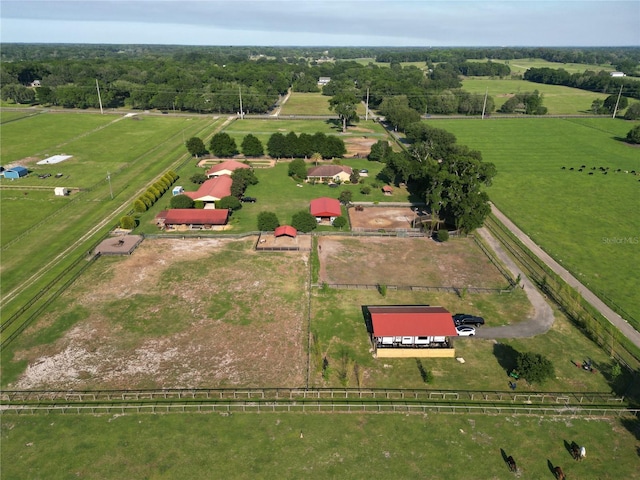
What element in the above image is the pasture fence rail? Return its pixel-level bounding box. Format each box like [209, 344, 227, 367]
[313, 283, 513, 295]
[0, 387, 624, 406]
[3, 403, 637, 418]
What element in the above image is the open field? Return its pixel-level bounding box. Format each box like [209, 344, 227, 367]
[460, 78, 621, 115]
[483, 58, 618, 76]
[433, 117, 640, 326]
[2, 413, 638, 480]
[0, 112, 218, 322]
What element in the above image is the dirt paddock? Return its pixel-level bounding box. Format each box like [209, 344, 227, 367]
[348, 206, 420, 230]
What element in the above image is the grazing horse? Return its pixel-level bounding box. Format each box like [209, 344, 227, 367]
[554, 466, 565, 480]
[571, 443, 581, 460]
[579, 446, 586, 461]
[506, 455, 517, 472]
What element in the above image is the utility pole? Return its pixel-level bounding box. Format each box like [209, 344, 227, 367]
[481, 87, 488, 119]
[365, 87, 369, 121]
[106, 171, 113, 199]
[238, 86, 244, 119]
[96, 79, 104, 114]
[612, 84, 624, 119]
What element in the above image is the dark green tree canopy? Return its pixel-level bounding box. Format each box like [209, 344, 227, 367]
[625, 125, 640, 144]
[257, 211, 280, 231]
[288, 158, 308, 179]
[185, 137, 208, 157]
[210, 133, 238, 157]
[291, 210, 318, 233]
[241, 134, 264, 157]
[516, 351, 555, 385]
[267, 132, 286, 158]
[329, 90, 360, 132]
[217, 195, 242, 211]
[170, 194, 194, 209]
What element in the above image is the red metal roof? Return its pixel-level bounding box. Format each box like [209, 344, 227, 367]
[184, 175, 232, 201]
[310, 197, 341, 217]
[369, 306, 457, 337]
[274, 225, 297, 237]
[164, 209, 229, 225]
[206, 160, 251, 177]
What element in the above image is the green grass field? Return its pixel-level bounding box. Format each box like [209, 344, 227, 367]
[433, 117, 640, 325]
[279, 92, 335, 115]
[2, 412, 637, 479]
[483, 58, 617, 76]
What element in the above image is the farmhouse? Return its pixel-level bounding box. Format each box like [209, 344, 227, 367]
[184, 175, 232, 204]
[367, 305, 457, 358]
[157, 209, 229, 230]
[206, 160, 251, 178]
[318, 77, 331, 86]
[2, 166, 28, 179]
[310, 197, 341, 223]
[307, 165, 353, 184]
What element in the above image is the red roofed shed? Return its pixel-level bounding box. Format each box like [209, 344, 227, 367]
[184, 175, 232, 203]
[206, 160, 251, 178]
[367, 305, 457, 358]
[161, 209, 229, 229]
[274, 225, 297, 238]
[310, 197, 341, 218]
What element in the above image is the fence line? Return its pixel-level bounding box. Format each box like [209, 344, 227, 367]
[314, 283, 513, 294]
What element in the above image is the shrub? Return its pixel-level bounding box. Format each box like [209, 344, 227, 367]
[625, 125, 640, 144]
[194, 200, 205, 209]
[332, 216, 347, 229]
[516, 351, 555, 385]
[360, 185, 371, 195]
[339, 190, 352, 205]
[139, 195, 153, 208]
[147, 186, 160, 200]
[217, 195, 242, 211]
[190, 173, 207, 184]
[437, 229, 449, 242]
[288, 158, 307, 179]
[133, 199, 147, 213]
[257, 211, 280, 231]
[377, 284, 387, 297]
[291, 210, 317, 232]
[170, 194, 194, 209]
[120, 215, 135, 230]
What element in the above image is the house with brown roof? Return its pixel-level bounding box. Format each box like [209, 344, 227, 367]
[184, 175, 232, 204]
[366, 305, 457, 358]
[156, 209, 229, 230]
[310, 197, 342, 222]
[206, 160, 251, 178]
[307, 165, 353, 184]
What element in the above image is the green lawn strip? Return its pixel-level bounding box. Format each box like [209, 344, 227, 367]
[433, 117, 640, 323]
[1, 413, 637, 479]
[280, 92, 334, 115]
[0, 109, 41, 124]
[482, 58, 617, 75]
[0, 112, 117, 163]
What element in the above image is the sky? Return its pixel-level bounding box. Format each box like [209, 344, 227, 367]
[1, 0, 638, 47]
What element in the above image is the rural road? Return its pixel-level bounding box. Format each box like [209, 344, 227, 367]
[480, 204, 640, 349]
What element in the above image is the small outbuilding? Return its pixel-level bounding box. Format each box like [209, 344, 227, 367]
[310, 197, 341, 222]
[206, 160, 251, 178]
[367, 305, 457, 358]
[274, 225, 297, 238]
[54, 187, 70, 196]
[382, 185, 393, 195]
[172, 186, 185, 196]
[2, 166, 28, 179]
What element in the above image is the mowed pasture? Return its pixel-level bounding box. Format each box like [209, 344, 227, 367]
[2, 413, 638, 480]
[0, 112, 218, 321]
[434, 117, 640, 325]
[460, 77, 620, 115]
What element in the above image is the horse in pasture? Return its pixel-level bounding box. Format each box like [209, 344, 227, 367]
[554, 466, 565, 480]
[579, 446, 586, 460]
[506, 455, 517, 472]
[571, 443, 581, 460]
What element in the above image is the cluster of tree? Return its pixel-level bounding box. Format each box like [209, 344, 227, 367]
[626, 125, 640, 144]
[133, 170, 178, 213]
[456, 61, 511, 77]
[498, 90, 547, 115]
[230, 168, 259, 199]
[515, 351, 555, 385]
[267, 131, 345, 159]
[524, 67, 640, 101]
[590, 95, 630, 116]
[374, 123, 496, 233]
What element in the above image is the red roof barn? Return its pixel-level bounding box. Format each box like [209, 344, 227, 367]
[206, 160, 251, 178]
[184, 175, 232, 203]
[160, 209, 229, 229]
[310, 197, 341, 218]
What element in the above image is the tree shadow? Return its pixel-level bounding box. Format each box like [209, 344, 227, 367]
[361, 305, 373, 334]
[493, 342, 519, 375]
[324, 118, 343, 132]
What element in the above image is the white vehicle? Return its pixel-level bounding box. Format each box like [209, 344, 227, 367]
[455, 325, 476, 336]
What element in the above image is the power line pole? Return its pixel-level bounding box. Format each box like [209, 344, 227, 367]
[106, 171, 113, 199]
[238, 86, 244, 119]
[481, 87, 488, 119]
[95, 79, 104, 114]
[365, 87, 369, 121]
[612, 84, 623, 119]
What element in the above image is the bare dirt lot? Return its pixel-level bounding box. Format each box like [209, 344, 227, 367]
[11, 238, 308, 390]
[348, 206, 418, 230]
[318, 236, 507, 288]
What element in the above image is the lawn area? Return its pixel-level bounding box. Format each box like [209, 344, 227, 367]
[279, 92, 334, 115]
[2, 412, 637, 479]
[434, 117, 640, 325]
[483, 58, 617, 76]
[460, 77, 616, 115]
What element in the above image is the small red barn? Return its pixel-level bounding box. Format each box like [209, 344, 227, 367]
[274, 225, 297, 238]
[310, 197, 341, 220]
[159, 209, 229, 230]
[206, 160, 251, 178]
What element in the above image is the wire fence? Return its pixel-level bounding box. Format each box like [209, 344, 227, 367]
[314, 283, 513, 294]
